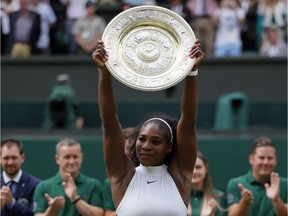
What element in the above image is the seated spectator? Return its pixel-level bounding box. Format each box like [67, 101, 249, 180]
[42, 74, 84, 130]
[72, 0, 106, 55]
[1, 139, 40, 216]
[187, 151, 226, 216]
[33, 138, 104, 216]
[259, 25, 287, 57]
[226, 137, 287, 216]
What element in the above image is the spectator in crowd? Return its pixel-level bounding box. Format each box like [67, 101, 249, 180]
[169, 0, 192, 25]
[33, 138, 104, 216]
[29, 0, 57, 55]
[186, 0, 218, 56]
[226, 137, 287, 216]
[0, 139, 40, 216]
[240, 0, 259, 53]
[121, 0, 156, 11]
[72, 0, 106, 55]
[49, 0, 68, 54]
[60, 0, 87, 55]
[257, 0, 287, 43]
[212, 0, 245, 57]
[102, 127, 138, 216]
[6, 0, 41, 57]
[1, 3, 10, 55]
[1, 0, 20, 14]
[42, 74, 84, 130]
[259, 25, 287, 57]
[1, 0, 18, 56]
[187, 151, 226, 216]
[93, 39, 204, 215]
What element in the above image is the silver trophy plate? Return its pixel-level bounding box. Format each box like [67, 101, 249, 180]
[102, 5, 196, 91]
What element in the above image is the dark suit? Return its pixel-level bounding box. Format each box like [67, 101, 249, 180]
[1, 172, 40, 216]
[6, 10, 41, 55]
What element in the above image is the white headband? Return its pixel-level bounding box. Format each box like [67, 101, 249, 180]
[144, 117, 173, 144]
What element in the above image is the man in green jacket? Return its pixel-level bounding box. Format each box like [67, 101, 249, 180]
[33, 138, 103, 216]
[42, 74, 84, 130]
[226, 137, 287, 216]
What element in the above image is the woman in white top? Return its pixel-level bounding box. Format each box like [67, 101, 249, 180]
[213, 0, 245, 57]
[92, 39, 204, 216]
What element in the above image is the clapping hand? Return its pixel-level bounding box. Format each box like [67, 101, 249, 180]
[62, 172, 78, 202]
[44, 193, 65, 212]
[265, 172, 280, 201]
[238, 183, 254, 205]
[0, 186, 13, 207]
[0, 187, 7, 209]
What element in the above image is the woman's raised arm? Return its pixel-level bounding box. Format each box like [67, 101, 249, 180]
[93, 41, 134, 180]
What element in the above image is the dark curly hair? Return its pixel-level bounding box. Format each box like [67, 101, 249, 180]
[128, 112, 178, 166]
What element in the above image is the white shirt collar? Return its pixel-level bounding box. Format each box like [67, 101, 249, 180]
[3, 169, 22, 184]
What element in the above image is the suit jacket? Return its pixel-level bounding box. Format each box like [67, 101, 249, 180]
[1, 172, 40, 216]
[6, 10, 41, 55]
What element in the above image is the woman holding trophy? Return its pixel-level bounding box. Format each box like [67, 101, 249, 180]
[93, 36, 204, 215]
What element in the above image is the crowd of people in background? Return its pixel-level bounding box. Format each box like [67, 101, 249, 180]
[1, 0, 287, 57]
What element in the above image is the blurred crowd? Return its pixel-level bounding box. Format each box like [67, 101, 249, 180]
[1, 0, 287, 57]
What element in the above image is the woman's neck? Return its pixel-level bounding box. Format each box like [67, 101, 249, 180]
[191, 182, 204, 191]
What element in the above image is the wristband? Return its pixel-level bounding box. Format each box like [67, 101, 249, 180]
[72, 195, 81, 204]
[187, 69, 198, 76]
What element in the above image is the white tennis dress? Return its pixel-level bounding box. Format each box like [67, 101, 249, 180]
[116, 164, 187, 216]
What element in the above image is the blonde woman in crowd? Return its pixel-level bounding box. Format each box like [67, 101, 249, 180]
[187, 151, 226, 216]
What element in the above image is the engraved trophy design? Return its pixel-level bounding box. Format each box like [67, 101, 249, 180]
[102, 5, 196, 91]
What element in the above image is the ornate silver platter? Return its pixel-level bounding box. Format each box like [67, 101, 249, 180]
[102, 5, 196, 91]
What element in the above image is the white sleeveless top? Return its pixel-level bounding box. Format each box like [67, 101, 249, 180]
[116, 164, 187, 216]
